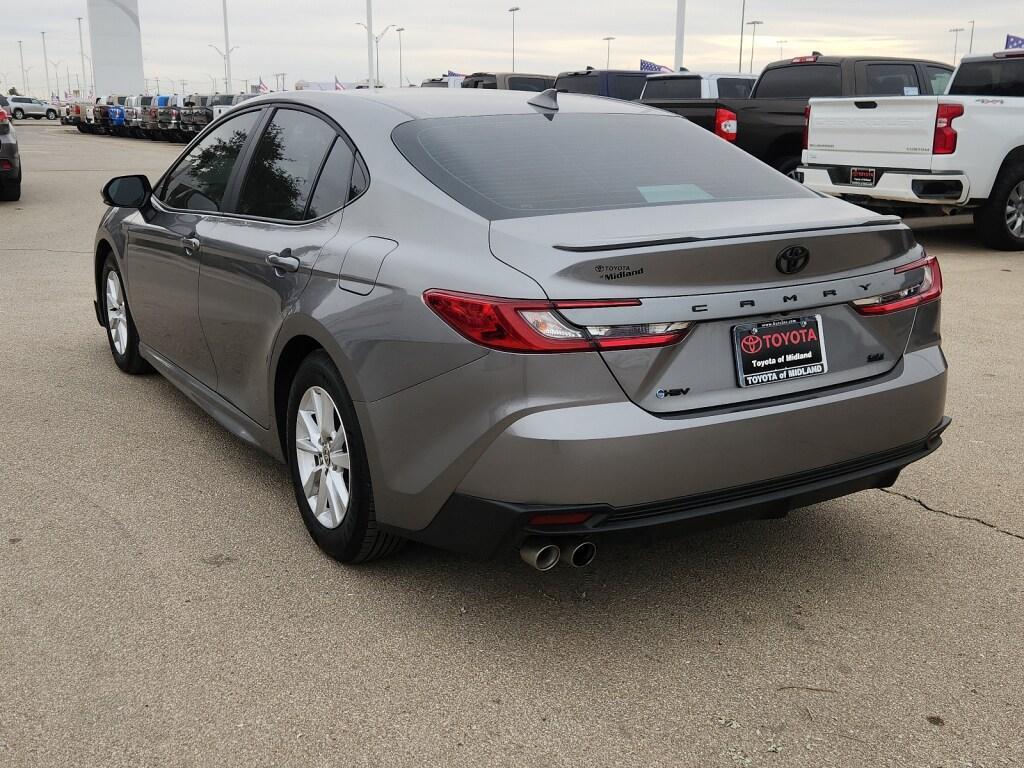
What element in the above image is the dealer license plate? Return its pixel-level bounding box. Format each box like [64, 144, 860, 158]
[733, 316, 828, 388]
[850, 167, 877, 186]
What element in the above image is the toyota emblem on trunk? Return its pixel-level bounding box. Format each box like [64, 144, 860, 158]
[776, 246, 810, 275]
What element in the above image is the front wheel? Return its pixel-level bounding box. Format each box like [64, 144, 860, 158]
[975, 163, 1024, 250]
[12, 108, 24, 120]
[286, 352, 403, 563]
[101, 255, 150, 374]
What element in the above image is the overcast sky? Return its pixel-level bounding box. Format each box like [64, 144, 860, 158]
[2, 0, 1020, 94]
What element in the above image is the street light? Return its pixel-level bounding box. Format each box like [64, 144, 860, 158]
[396, 27, 405, 88]
[219, 0, 233, 92]
[209, 44, 239, 91]
[509, 7, 520, 72]
[737, 0, 746, 73]
[746, 20, 763, 73]
[356, 22, 393, 86]
[777, 39, 788, 59]
[48, 59, 64, 98]
[18, 40, 27, 96]
[41, 31, 51, 100]
[76, 17, 88, 100]
[968, 20, 975, 55]
[949, 27, 965, 65]
[602, 36, 615, 69]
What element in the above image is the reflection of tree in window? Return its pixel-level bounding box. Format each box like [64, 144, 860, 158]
[165, 128, 249, 211]
[238, 122, 304, 220]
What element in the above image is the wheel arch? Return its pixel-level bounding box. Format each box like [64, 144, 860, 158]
[993, 145, 1024, 186]
[765, 131, 804, 171]
[94, 238, 116, 323]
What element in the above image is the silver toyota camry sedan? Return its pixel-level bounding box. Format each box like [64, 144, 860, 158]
[93, 89, 949, 570]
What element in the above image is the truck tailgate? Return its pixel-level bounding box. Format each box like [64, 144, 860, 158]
[805, 96, 939, 170]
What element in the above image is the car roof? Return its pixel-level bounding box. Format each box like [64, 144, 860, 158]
[239, 88, 662, 120]
[556, 69, 647, 77]
[961, 51, 1024, 64]
[762, 55, 952, 69]
[645, 71, 755, 80]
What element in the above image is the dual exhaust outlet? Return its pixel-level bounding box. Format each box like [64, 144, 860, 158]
[520, 537, 596, 571]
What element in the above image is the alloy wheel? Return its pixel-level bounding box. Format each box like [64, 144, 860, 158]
[295, 386, 351, 529]
[1005, 182, 1024, 238]
[105, 271, 128, 355]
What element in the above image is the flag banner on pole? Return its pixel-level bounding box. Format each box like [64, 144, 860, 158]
[1006, 34, 1024, 49]
[334, 76, 345, 91]
[447, 70, 467, 77]
[258, 77, 270, 94]
[640, 59, 673, 73]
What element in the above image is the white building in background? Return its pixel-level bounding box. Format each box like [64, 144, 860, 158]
[87, 0, 145, 95]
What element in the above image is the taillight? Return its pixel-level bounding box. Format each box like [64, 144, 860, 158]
[802, 105, 811, 150]
[423, 290, 692, 353]
[714, 107, 737, 142]
[791, 55, 819, 63]
[73, 105, 81, 115]
[933, 103, 963, 155]
[852, 253, 942, 315]
[0, 108, 8, 124]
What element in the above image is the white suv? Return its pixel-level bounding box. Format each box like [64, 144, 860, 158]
[4, 96, 58, 120]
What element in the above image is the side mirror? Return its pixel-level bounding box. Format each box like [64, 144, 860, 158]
[101, 174, 152, 209]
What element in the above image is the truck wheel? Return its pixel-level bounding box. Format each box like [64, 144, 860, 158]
[774, 156, 802, 180]
[975, 163, 1024, 251]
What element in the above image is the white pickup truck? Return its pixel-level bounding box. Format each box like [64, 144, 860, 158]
[800, 51, 1024, 249]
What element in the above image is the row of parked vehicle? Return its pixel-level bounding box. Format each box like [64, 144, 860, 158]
[63, 92, 256, 142]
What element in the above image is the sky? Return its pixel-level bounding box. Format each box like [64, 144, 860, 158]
[2, 0, 1021, 96]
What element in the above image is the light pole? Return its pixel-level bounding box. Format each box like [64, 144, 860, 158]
[209, 44, 238, 91]
[777, 39, 788, 60]
[18, 40, 27, 95]
[509, 7, 520, 72]
[747, 20, 763, 73]
[83, 54, 93, 96]
[76, 17, 88, 99]
[41, 31, 51, 100]
[602, 36, 615, 69]
[208, 74, 217, 91]
[356, 23, 393, 86]
[220, 0, 233, 92]
[968, 20, 975, 55]
[949, 27, 965, 65]
[362, 0, 374, 87]
[737, 0, 746, 73]
[673, 0, 687, 70]
[396, 27, 404, 88]
[48, 59, 64, 98]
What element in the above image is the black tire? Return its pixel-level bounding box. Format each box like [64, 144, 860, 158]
[773, 155, 802, 180]
[974, 162, 1024, 250]
[286, 351, 404, 564]
[0, 180, 20, 202]
[76, 124, 87, 133]
[12, 109, 24, 120]
[46, 110, 57, 120]
[100, 254, 150, 374]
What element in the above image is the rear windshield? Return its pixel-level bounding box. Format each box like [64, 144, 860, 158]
[507, 76, 554, 92]
[608, 74, 647, 100]
[950, 59, 1024, 96]
[555, 74, 601, 95]
[642, 77, 702, 100]
[717, 77, 754, 97]
[211, 95, 235, 106]
[392, 113, 811, 220]
[754, 64, 842, 98]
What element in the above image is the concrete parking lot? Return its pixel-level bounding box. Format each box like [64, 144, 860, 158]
[1, 121, 1021, 767]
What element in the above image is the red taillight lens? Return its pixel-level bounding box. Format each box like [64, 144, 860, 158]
[714, 107, 738, 142]
[802, 105, 811, 150]
[791, 55, 819, 63]
[0, 109, 8, 123]
[933, 103, 963, 155]
[853, 254, 942, 315]
[423, 290, 692, 353]
[0, 159, 11, 171]
[73, 105, 81, 115]
[527, 511, 594, 526]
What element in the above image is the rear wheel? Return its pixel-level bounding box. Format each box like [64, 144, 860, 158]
[101, 255, 150, 374]
[774, 155, 802, 180]
[12, 108, 24, 120]
[46, 109, 57, 120]
[286, 352, 403, 564]
[975, 163, 1024, 250]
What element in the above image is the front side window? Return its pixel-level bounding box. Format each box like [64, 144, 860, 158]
[865, 64, 920, 95]
[716, 77, 754, 97]
[160, 109, 260, 212]
[754, 65, 842, 98]
[394, 113, 812, 220]
[236, 108, 337, 221]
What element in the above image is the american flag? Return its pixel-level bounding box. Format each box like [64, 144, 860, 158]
[334, 76, 345, 91]
[447, 70, 466, 77]
[258, 77, 270, 94]
[640, 59, 673, 73]
[1006, 34, 1024, 49]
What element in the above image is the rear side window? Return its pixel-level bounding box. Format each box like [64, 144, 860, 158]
[507, 76, 553, 92]
[949, 59, 1024, 97]
[555, 74, 601, 95]
[927, 66, 952, 94]
[306, 138, 356, 218]
[393, 113, 812, 220]
[865, 63, 920, 95]
[160, 110, 259, 212]
[716, 77, 754, 97]
[754, 65, 842, 98]
[236, 108, 337, 221]
[642, 77, 702, 99]
[608, 74, 646, 100]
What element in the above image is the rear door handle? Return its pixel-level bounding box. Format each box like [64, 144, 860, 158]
[182, 236, 200, 256]
[266, 250, 300, 274]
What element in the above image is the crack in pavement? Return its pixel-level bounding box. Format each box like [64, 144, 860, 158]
[879, 488, 1024, 542]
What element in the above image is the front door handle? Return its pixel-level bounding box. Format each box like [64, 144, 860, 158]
[182, 236, 200, 256]
[266, 250, 300, 274]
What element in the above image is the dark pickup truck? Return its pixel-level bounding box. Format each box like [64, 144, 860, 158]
[642, 55, 954, 176]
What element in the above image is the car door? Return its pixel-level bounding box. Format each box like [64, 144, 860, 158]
[124, 107, 263, 387]
[197, 106, 351, 427]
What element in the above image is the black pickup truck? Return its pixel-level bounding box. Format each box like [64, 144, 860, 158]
[642, 55, 953, 177]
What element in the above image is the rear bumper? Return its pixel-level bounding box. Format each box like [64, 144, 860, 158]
[801, 166, 971, 206]
[402, 416, 950, 558]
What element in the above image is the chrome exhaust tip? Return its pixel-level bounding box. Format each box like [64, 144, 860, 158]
[520, 538, 561, 571]
[559, 539, 597, 568]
